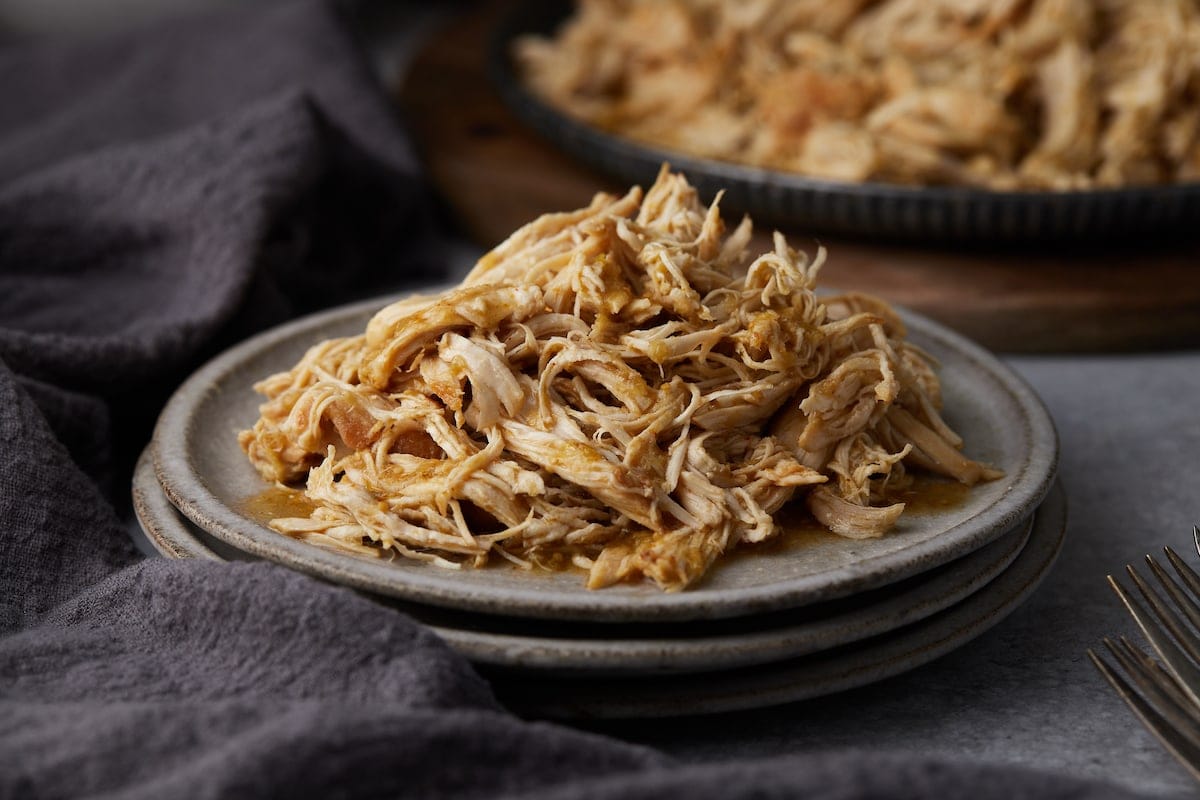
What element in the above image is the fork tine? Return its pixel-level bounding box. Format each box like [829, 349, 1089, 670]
[1124, 565, 1200, 667]
[1164, 546, 1200, 607]
[1090, 646, 1200, 784]
[1194, 525, 1200, 559]
[1109, 637, 1200, 733]
[1108, 573, 1200, 708]
[1149, 550, 1200, 633]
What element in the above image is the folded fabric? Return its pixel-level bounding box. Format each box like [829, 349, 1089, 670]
[0, 1, 1152, 797]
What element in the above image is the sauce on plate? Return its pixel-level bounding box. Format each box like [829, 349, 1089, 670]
[240, 474, 972, 573]
[240, 485, 316, 522]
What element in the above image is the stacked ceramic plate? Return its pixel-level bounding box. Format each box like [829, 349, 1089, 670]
[138, 291, 1062, 719]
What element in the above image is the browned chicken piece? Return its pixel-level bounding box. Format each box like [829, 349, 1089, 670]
[239, 168, 999, 591]
[516, 0, 1200, 190]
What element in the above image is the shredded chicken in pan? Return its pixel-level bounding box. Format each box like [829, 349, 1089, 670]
[239, 169, 1000, 591]
[516, 0, 1200, 190]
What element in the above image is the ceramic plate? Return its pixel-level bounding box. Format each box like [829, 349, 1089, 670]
[133, 449, 1035, 675]
[490, 0, 1200, 242]
[136, 452, 1067, 712]
[152, 290, 1057, 622]
[487, 482, 1066, 718]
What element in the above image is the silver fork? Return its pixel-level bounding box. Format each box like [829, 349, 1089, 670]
[1089, 526, 1200, 783]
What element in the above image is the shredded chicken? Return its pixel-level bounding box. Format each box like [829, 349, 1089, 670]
[516, 0, 1200, 190]
[238, 168, 1000, 591]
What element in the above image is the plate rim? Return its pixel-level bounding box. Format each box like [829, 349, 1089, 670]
[151, 288, 1058, 622]
[133, 446, 1036, 674]
[486, 481, 1068, 718]
[420, 516, 1033, 673]
[133, 448, 227, 562]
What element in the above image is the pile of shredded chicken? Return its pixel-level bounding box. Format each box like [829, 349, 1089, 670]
[239, 169, 999, 592]
[516, 0, 1200, 190]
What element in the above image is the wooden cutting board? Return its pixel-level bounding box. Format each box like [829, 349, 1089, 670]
[395, 2, 1200, 353]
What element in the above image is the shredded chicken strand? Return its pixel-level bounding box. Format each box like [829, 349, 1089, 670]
[239, 168, 1000, 592]
[516, 0, 1200, 190]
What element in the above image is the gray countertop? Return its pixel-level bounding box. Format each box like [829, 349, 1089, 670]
[579, 351, 1200, 799]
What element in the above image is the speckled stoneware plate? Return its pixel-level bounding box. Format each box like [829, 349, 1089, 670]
[488, 482, 1066, 718]
[135, 469, 1066, 711]
[490, 0, 1200, 242]
[133, 449, 246, 563]
[133, 448, 1035, 675]
[152, 290, 1057, 623]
